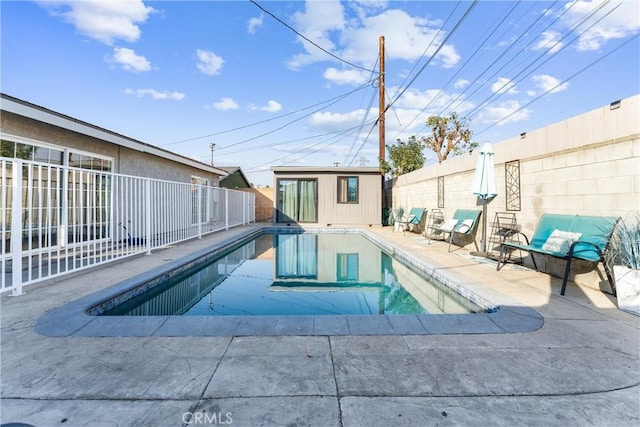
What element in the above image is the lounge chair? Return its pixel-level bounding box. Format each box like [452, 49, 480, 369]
[396, 208, 427, 235]
[428, 209, 482, 252]
[496, 213, 620, 295]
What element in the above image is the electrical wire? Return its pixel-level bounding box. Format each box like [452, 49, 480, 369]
[389, 0, 527, 140]
[386, 0, 479, 112]
[161, 82, 372, 147]
[464, 0, 618, 121]
[250, 0, 375, 73]
[387, 0, 463, 105]
[474, 33, 638, 137]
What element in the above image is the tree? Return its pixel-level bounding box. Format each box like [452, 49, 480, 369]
[0, 141, 34, 160]
[381, 136, 425, 177]
[422, 112, 478, 162]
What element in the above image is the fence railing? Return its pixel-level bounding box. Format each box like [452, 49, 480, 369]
[0, 158, 255, 295]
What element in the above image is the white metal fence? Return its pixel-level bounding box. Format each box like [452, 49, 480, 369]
[1, 158, 255, 295]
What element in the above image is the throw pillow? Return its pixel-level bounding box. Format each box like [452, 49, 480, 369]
[439, 218, 459, 232]
[456, 219, 475, 232]
[541, 229, 582, 254]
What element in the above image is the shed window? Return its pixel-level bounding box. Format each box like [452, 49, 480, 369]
[337, 176, 358, 204]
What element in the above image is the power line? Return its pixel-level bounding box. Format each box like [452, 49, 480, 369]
[389, 0, 526, 140]
[250, 0, 375, 73]
[431, 0, 572, 122]
[161, 83, 371, 147]
[216, 118, 378, 157]
[386, 0, 479, 112]
[387, 1, 464, 105]
[474, 33, 638, 136]
[464, 0, 618, 121]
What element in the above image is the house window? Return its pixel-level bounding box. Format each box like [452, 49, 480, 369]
[276, 179, 317, 223]
[275, 234, 318, 279]
[337, 176, 358, 204]
[1, 137, 112, 171]
[1, 136, 115, 253]
[336, 253, 358, 281]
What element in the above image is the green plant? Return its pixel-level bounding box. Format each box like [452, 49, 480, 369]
[609, 212, 640, 270]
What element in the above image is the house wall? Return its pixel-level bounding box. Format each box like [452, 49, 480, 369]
[1, 111, 220, 185]
[273, 171, 382, 226]
[386, 94, 640, 291]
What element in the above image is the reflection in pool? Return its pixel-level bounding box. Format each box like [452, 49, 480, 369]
[101, 232, 485, 316]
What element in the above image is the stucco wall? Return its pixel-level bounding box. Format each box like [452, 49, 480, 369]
[1, 111, 220, 185]
[386, 95, 640, 291]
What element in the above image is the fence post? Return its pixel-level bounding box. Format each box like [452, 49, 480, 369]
[225, 189, 229, 230]
[197, 185, 203, 239]
[145, 179, 152, 255]
[11, 160, 23, 296]
[243, 192, 247, 225]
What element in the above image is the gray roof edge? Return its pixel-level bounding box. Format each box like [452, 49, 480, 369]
[271, 166, 381, 173]
[1, 93, 228, 176]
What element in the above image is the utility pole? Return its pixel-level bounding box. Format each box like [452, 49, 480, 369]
[378, 35, 387, 225]
[378, 35, 385, 170]
[209, 142, 216, 166]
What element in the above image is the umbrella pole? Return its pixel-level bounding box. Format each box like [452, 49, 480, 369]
[482, 200, 488, 253]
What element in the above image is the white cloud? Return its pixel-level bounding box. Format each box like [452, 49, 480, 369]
[196, 49, 224, 76]
[532, 31, 564, 54]
[247, 13, 263, 34]
[38, 0, 155, 45]
[563, 0, 640, 51]
[339, 9, 460, 68]
[475, 100, 530, 126]
[286, 4, 460, 70]
[532, 74, 569, 94]
[124, 88, 184, 100]
[309, 109, 370, 131]
[287, 0, 346, 69]
[256, 100, 283, 113]
[491, 77, 518, 95]
[108, 47, 151, 73]
[323, 68, 371, 85]
[211, 97, 239, 111]
[454, 79, 470, 89]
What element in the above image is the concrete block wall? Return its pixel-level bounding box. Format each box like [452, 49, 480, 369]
[387, 95, 640, 291]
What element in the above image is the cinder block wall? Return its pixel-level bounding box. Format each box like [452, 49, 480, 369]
[387, 94, 640, 291]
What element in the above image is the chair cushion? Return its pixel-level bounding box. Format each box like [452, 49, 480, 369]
[456, 219, 475, 233]
[541, 229, 582, 255]
[439, 218, 459, 232]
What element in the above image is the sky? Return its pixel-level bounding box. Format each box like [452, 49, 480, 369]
[2, 0, 639, 186]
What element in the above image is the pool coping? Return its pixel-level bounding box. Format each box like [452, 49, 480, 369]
[34, 226, 544, 337]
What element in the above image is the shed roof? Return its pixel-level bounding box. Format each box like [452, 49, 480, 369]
[271, 166, 381, 174]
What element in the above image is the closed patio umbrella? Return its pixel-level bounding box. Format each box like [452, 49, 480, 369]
[472, 143, 497, 253]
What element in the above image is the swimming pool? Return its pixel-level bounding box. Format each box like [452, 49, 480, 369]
[36, 227, 546, 337]
[99, 231, 485, 316]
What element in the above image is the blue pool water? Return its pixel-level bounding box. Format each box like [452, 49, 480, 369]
[101, 231, 485, 316]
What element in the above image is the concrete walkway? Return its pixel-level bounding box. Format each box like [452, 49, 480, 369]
[1, 225, 638, 426]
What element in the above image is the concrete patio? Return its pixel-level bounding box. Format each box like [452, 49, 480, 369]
[1, 224, 638, 426]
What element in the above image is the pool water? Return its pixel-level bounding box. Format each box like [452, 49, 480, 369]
[102, 232, 484, 316]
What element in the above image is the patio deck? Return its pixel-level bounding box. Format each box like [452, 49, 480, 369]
[1, 224, 638, 426]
